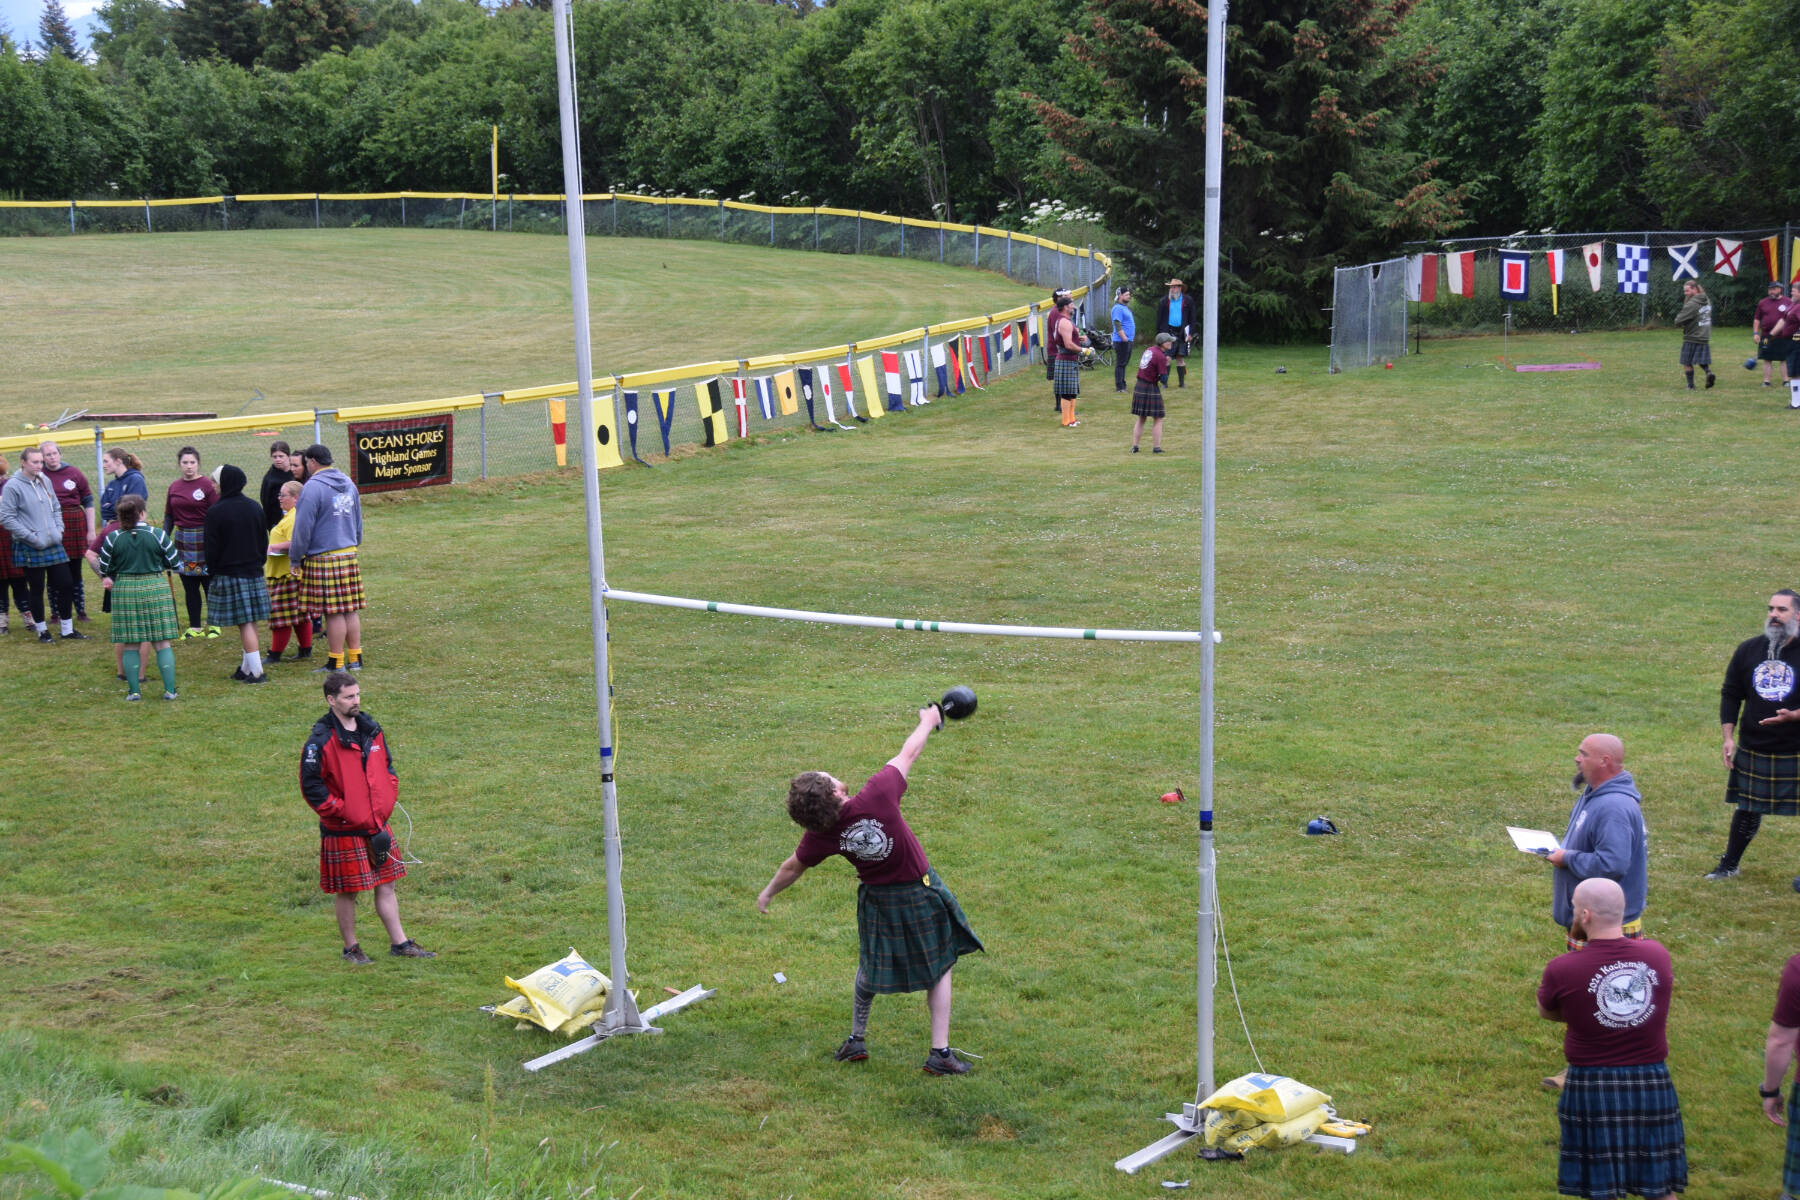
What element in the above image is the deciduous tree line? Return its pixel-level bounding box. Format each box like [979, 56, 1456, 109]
[0, 0, 1771, 334]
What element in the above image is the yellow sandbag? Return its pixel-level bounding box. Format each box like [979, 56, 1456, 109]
[503, 948, 611, 1031]
[1199, 1073, 1331, 1123]
[1199, 1106, 1260, 1146]
[1219, 1105, 1330, 1154]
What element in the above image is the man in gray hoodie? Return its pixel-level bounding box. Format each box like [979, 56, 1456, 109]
[292, 444, 365, 673]
[0, 446, 82, 644]
[1541, 732, 1650, 1090]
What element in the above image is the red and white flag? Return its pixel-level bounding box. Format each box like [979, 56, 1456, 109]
[1405, 254, 1438, 302]
[730, 377, 748, 437]
[1582, 242, 1605, 291]
[834, 362, 861, 421]
[1545, 248, 1565, 286]
[1714, 238, 1742, 277]
[1446, 251, 1475, 298]
[880, 351, 904, 411]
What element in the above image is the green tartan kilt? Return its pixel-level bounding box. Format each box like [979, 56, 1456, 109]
[1726, 747, 1800, 815]
[109, 573, 180, 643]
[856, 869, 984, 994]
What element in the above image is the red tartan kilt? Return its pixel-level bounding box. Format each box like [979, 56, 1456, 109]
[61, 520, 88, 564]
[319, 830, 405, 893]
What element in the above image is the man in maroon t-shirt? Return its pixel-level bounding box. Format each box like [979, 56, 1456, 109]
[757, 704, 984, 1076]
[1755, 281, 1791, 388]
[39, 441, 95, 622]
[1538, 877, 1686, 1200]
[1760, 951, 1800, 1197]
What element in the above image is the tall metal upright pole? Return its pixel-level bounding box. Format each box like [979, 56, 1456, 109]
[1194, 0, 1225, 1113]
[552, 0, 646, 1038]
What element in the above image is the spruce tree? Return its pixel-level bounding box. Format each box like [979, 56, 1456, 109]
[260, 0, 359, 70]
[1038, 0, 1464, 336]
[37, 0, 83, 59]
[172, 0, 262, 67]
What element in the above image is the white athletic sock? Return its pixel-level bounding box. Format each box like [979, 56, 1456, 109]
[59, 618, 73, 635]
[34, 621, 47, 633]
[245, 651, 262, 675]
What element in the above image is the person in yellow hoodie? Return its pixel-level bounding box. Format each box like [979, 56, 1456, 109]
[264, 480, 313, 665]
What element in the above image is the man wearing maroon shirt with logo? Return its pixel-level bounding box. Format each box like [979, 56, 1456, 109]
[39, 441, 95, 623]
[1538, 877, 1687, 1200]
[1760, 950, 1800, 1199]
[757, 704, 984, 1076]
[1756, 280, 1793, 389]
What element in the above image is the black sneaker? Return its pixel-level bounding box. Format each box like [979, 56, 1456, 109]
[343, 944, 373, 965]
[265, 651, 284, 665]
[390, 939, 436, 958]
[834, 1036, 868, 1062]
[295, 647, 313, 660]
[231, 667, 249, 681]
[1703, 863, 1740, 881]
[38, 630, 53, 643]
[240, 672, 267, 685]
[1706, 372, 1717, 389]
[922, 1048, 972, 1076]
[60, 629, 88, 641]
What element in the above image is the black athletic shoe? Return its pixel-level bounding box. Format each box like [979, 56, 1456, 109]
[342, 944, 373, 965]
[834, 1036, 868, 1062]
[1703, 863, 1740, 881]
[265, 651, 284, 665]
[295, 646, 313, 660]
[1706, 372, 1717, 389]
[60, 629, 88, 641]
[38, 630, 54, 643]
[390, 939, 436, 959]
[922, 1048, 972, 1076]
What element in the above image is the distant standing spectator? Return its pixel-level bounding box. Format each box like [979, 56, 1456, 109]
[265, 480, 313, 665]
[292, 444, 366, 672]
[202, 464, 272, 684]
[261, 441, 292, 530]
[1754, 280, 1790, 389]
[1155, 279, 1193, 389]
[96, 494, 181, 702]
[1674, 281, 1714, 390]
[1110, 287, 1135, 393]
[1773, 283, 1800, 400]
[0, 446, 80, 644]
[1760, 949, 1800, 1197]
[301, 671, 435, 964]
[163, 446, 219, 640]
[1048, 290, 1083, 428]
[1537, 877, 1685, 1200]
[0, 455, 30, 636]
[1130, 332, 1175, 455]
[99, 448, 148, 525]
[1704, 590, 1800, 882]
[39, 440, 95, 622]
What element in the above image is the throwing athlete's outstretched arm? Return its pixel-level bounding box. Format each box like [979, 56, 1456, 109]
[757, 854, 807, 913]
[887, 706, 943, 780]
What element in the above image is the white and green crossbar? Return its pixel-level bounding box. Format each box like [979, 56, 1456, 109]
[602, 588, 1220, 644]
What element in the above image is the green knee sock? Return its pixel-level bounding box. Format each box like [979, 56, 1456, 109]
[121, 648, 141, 694]
[156, 646, 176, 693]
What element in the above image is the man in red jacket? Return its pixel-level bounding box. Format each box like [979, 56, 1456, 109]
[300, 672, 435, 964]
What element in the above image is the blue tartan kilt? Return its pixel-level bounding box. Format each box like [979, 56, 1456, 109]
[172, 525, 207, 577]
[1557, 1063, 1687, 1199]
[12, 539, 69, 569]
[206, 574, 270, 626]
[856, 869, 984, 994]
[1726, 748, 1800, 816]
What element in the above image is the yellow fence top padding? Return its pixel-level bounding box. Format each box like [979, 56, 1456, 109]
[83, 410, 318, 445]
[856, 328, 926, 352]
[231, 193, 317, 202]
[990, 303, 1033, 322]
[616, 360, 739, 390]
[937, 220, 977, 234]
[334, 395, 486, 422]
[722, 200, 778, 215]
[812, 207, 862, 218]
[0, 201, 64, 209]
[742, 352, 796, 371]
[499, 381, 580, 403]
[929, 315, 992, 336]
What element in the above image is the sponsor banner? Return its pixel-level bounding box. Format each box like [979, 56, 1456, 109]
[348, 414, 453, 493]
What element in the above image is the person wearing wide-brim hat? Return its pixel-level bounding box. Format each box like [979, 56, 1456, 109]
[1155, 278, 1193, 388]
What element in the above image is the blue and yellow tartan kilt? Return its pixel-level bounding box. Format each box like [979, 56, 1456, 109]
[267, 573, 306, 627]
[1557, 1063, 1687, 1199]
[1726, 748, 1800, 815]
[300, 548, 364, 615]
[11, 539, 69, 569]
[856, 869, 984, 994]
[108, 573, 180, 643]
[319, 829, 405, 894]
[206, 573, 270, 626]
[1052, 357, 1082, 399]
[171, 525, 207, 577]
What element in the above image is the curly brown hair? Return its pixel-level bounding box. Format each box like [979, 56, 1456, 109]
[787, 771, 843, 832]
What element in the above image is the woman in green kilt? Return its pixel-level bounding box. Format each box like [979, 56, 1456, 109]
[96, 494, 182, 701]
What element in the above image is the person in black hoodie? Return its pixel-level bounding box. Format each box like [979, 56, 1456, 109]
[203, 464, 272, 683]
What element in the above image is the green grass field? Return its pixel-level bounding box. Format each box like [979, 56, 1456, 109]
[4, 233, 1799, 1199]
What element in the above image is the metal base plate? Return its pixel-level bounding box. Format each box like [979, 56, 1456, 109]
[521, 985, 714, 1072]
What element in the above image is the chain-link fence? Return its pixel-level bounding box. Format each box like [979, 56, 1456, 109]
[0, 191, 1111, 507]
[1329, 257, 1409, 370]
[1396, 227, 1795, 337]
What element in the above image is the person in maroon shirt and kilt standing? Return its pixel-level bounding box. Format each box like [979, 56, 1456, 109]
[1538, 877, 1686, 1200]
[38, 441, 95, 623]
[757, 704, 984, 1076]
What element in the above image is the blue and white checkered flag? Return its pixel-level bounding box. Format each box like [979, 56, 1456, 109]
[1667, 243, 1700, 281]
[1617, 244, 1649, 294]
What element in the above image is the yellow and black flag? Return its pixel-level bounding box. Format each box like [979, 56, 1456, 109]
[697, 378, 730, 447]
